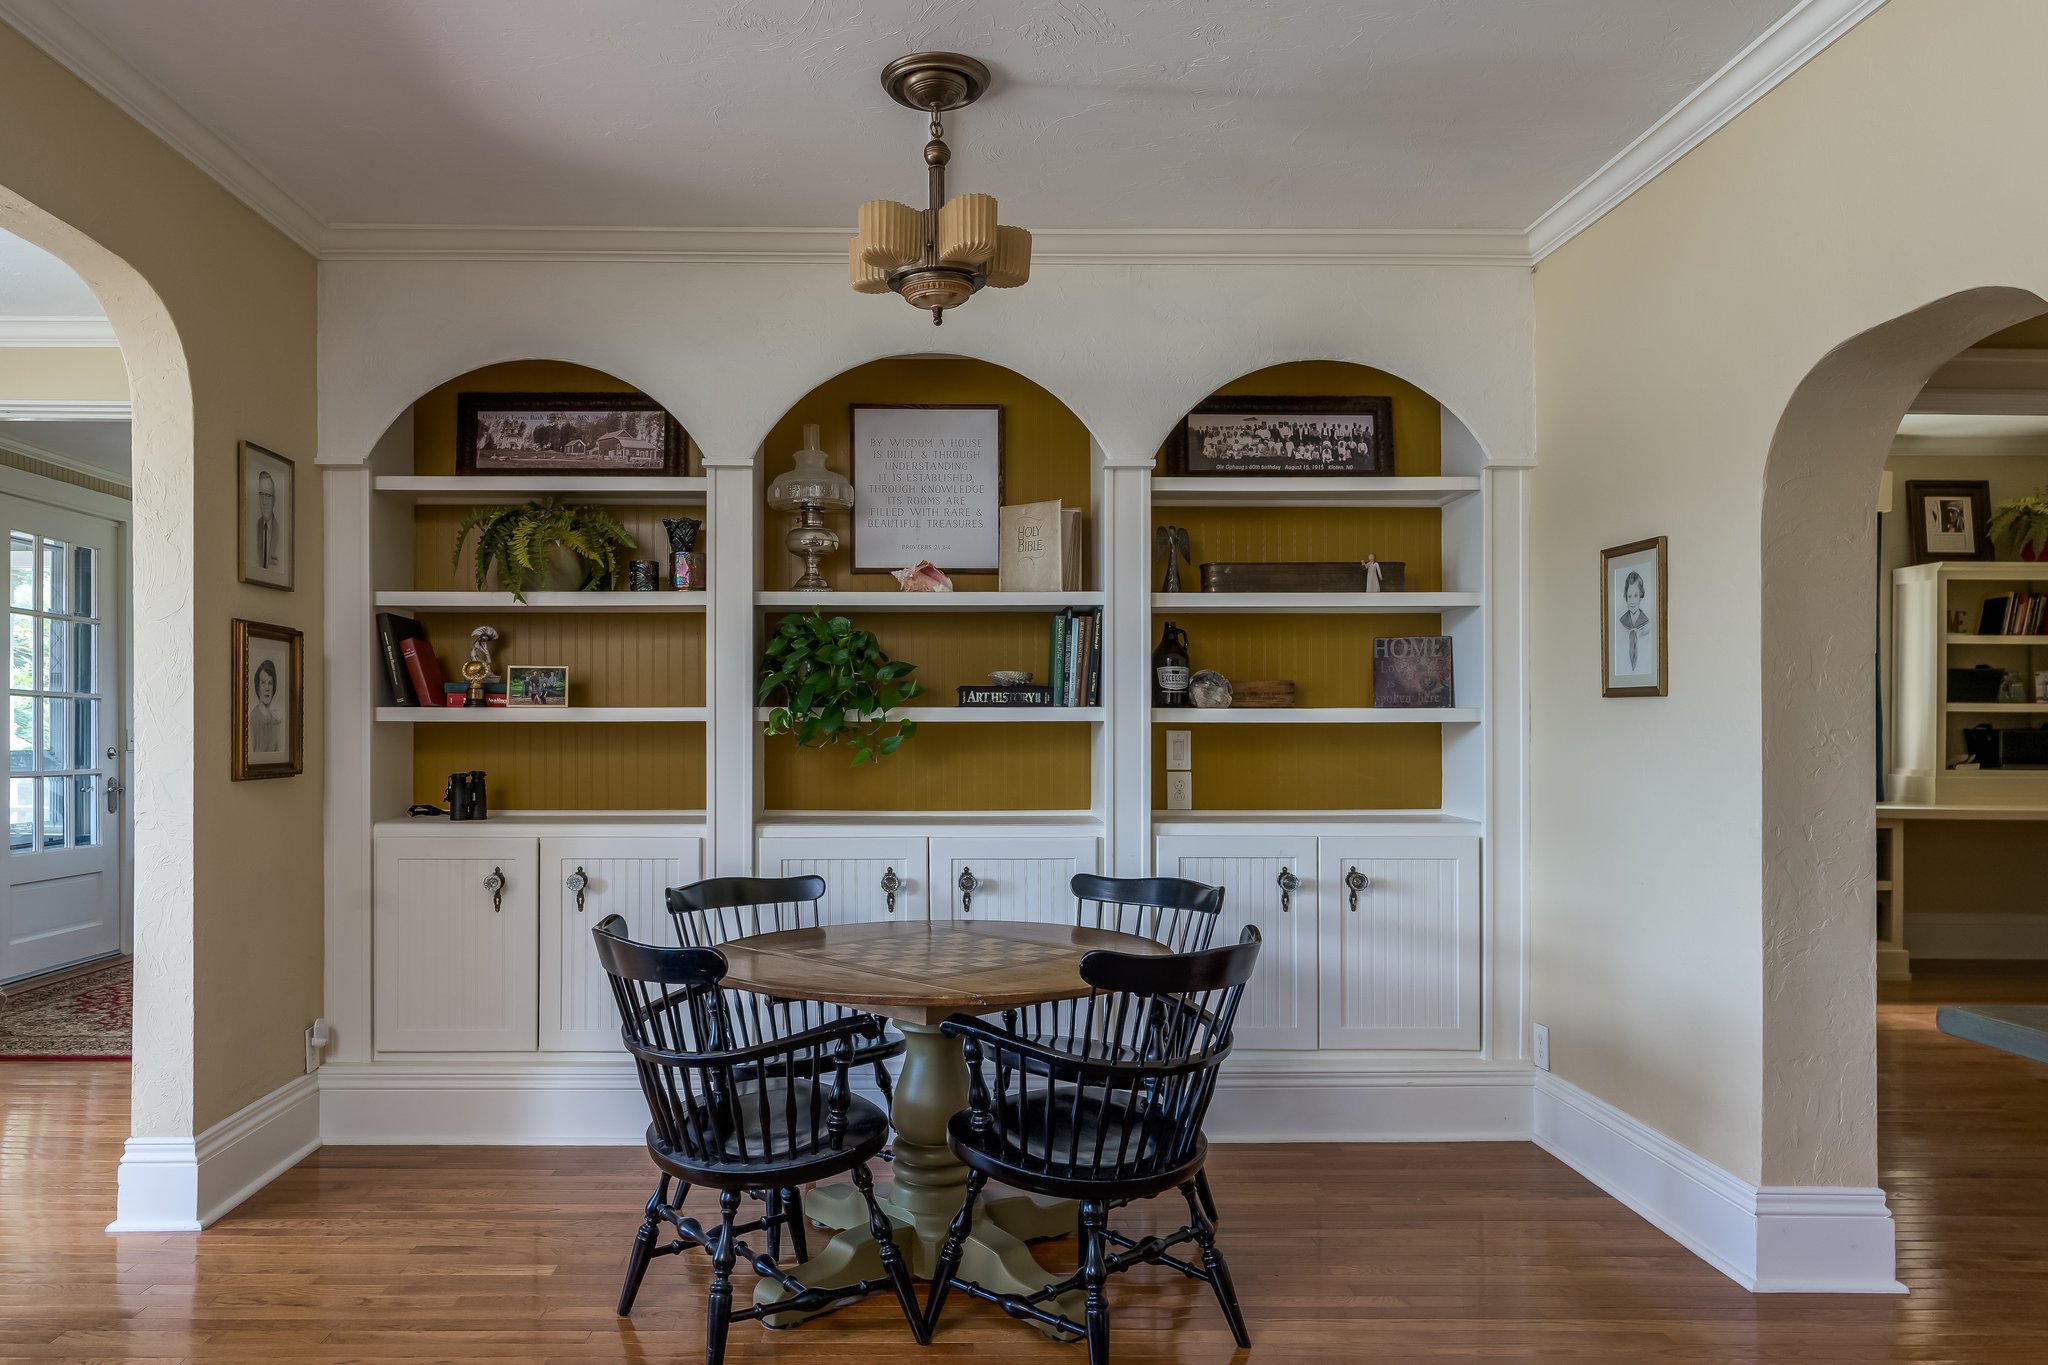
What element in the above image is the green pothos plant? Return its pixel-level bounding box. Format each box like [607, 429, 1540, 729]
[451, 498, 637, 602]
[759, 612, 921, 765]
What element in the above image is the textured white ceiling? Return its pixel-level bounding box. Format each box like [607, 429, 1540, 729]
[0, 228, 103, 317]
[0, 420, 129, 475]
[48, 0, 1800, 232]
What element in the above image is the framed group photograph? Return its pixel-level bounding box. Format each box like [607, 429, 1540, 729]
[231, 618, 304, 779]
[456, 392, 687, 476]
[1601, 537, 1668, 698]
[1904, 479, 1993, 564]
[850, 403, 1004, 573]
[1166, 395, 1394, 477]
[506, 664, 569, 707]
[237, 441, 295, 591]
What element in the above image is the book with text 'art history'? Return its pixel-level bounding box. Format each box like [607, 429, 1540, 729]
[998, 500, 1083, 592]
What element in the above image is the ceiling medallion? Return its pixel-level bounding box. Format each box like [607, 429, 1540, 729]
[850, 52, 1031, 325]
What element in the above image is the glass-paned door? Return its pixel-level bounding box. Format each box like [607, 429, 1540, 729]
[2, 498, 122, 984]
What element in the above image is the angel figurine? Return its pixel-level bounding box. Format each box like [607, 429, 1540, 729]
[1155, 524, 1192, 593]
[468, 625, 500, 681]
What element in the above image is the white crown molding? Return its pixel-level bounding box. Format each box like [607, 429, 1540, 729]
[0, 0, 326, 253]
[0, 426, 130, 485]
[1909, 389, 2048, 416]
[1527, 0, 1890, 262]
[317, 223, 1533, 266]
[1890, 434, 2048, 458]
[0, 315, 118, 345]
[0, 398, 129, 421]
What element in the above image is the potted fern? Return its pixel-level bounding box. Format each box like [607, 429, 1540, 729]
[759, 612, 921, 765]
[1990, 486, 2048, 561]
[452, 499, 638, 602]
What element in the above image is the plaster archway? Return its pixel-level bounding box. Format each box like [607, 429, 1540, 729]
[0, 188, 199, 1159]
[1759, 286, 2047, 1191]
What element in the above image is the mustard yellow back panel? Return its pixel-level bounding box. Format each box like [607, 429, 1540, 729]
[413, 722, 706, 811]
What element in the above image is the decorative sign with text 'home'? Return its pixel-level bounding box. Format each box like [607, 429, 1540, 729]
[852, 405, 1004, 573]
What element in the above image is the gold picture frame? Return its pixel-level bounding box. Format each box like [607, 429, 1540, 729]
[1600, 537, 1668, 698]
[232, 618, 304, 779]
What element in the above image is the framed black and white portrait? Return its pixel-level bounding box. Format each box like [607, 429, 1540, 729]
[238, 441, 295, 591]
[1167, 396, 1394, 477]
[232, 619, 303, 779]
[1601, 537, 1667, 698]
[1904, 480, 1992, 564]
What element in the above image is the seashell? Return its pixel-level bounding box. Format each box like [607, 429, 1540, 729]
[1188, 669, 1233, 709]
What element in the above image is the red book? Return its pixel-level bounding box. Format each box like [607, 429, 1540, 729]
[398, 638, 446, 707]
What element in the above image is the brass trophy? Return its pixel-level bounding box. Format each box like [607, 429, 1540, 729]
[462, 660, 488, 708]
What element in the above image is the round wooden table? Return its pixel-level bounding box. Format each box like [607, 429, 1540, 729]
[716, 919, 1167, 1333]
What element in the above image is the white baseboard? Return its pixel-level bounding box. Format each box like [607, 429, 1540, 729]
[109, 1072, 322, 1232]
[1906, 912, 2048, 961]
[319, 1059, 1535, 1145]
[1532, 1072, 1902, 1293]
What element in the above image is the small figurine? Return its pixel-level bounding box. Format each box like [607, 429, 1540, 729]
[1364, 554, 1384, 593]
[468, 625, 500, 680]
[1155, 525, 1192, 592]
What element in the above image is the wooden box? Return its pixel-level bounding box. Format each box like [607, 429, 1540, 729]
[1230, 680, 1296, 709]
[1198, 561, 1405, 592]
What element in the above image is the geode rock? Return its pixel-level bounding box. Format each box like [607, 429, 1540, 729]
[1188, 669, 1233, 709]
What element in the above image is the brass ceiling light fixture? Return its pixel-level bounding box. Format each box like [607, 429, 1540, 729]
[850, 52, 1031, 325]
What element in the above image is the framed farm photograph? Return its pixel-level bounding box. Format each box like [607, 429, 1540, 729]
[456, 392, 687, 476]
[1600, 537, 1668, 698]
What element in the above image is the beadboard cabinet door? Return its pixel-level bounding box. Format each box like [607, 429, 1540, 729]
[539, 836, 702, 1052]
[1154, 836, 1319, 1050]
[758, 836, 930, 923]
[373, 836, 539, 1053]
[1316, 836, 1481, 1050]
[932, 837, 1099, 923]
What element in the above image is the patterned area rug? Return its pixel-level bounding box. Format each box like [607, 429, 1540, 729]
[0, 961, 131, 1060]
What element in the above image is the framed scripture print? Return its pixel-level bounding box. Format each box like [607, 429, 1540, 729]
[1904, 480, 1993, 564]
[238, 441, 295, 590]
[1601, 537, 1668, 698]
[850, 404, 1004, 573]
[232, 619, 304, 779]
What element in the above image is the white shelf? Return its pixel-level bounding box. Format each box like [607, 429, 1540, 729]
[372, 475, 707, 504]
[756, 591, 1104, 612]
[1947, 634, 2048, 645]
[376, 706, 706, 723]
[1150, 476, 1480, 508]
[1152, 591, 1479, 614]
[1944, 702, 2048, 713]
[1152, 810, 1482, 833]
[755, 706, 1102, 724]
[376, 591, 706, 612]
[1897, 560, 2048, 582]
[1153, 707, 1478, 724]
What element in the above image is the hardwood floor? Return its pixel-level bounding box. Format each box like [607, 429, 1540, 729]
[3, 963, 2045, 1362]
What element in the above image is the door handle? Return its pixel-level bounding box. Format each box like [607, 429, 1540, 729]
[566, 866, 587, 913]
[484, 866, 505, 913]
[880, 866, 900, 914]
[1276, 866, 1299, 913]
[958, 866, 979, 914]
[1346, 866, 1369, 912]
[104, 776, 123, 815]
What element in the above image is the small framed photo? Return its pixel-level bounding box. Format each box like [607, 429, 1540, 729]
[457, 392, 687, 476]
[1904, 480, 1993, 564]
[506, 664, 569, 707]
[1167, 396, 1394, 477]
[1601, 537, 1668, 698]
[237, 441, 295, 590]
[232, 619, 303, 779]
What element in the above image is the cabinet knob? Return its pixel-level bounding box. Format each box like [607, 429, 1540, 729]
[483, 866, 505, 913]
[1346, 866, 1369, 912]
[1276, 866, 1299, 913]
[880, 866, 900, 914]
[958, 866, 979, 914]
[566, 866, 588, 913]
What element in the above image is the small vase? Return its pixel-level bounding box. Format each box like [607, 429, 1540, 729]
[2023, 538, 2044, 563]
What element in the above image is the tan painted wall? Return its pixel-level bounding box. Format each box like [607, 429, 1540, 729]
[0, 345, 126, 400]
[0, 25, 319, 1130]
[1532, 0, 2048, 1185]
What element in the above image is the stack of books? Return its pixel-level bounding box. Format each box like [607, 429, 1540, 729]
[1979, 592, 2048, 636]
[1048, 607, 1103, 708]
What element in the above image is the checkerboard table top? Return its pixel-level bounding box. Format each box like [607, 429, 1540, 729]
[718, 920, 1168, 1026]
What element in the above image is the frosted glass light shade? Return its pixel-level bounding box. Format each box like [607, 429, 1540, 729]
[937, 193, 999, 267]
[850, 238, 891, 293]
[986, 225, 1032, 288]
[857, 199, 922, 269]
[765, 425, 854, 511]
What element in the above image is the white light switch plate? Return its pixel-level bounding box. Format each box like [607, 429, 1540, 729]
[1165, 730, 1192, 771]
[1165, 770, 1194, 810]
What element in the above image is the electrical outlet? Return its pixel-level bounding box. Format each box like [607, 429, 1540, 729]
[305, 1018, 330, 1074]
[1165, 770, 1194, 810]
[1532, 1022, 1550, 1071]
[1165, 729, 1192, 771]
